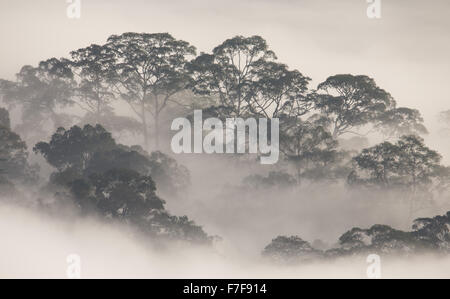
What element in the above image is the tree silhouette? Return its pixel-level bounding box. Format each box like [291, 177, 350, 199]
[2, 59, 75, 142]
[315, 74, 394, 138]
[189, 35, 277, 118]
[0, 108, 37, 184]
[349, 135, 446, 218]
[376, 107, 428, 138]
[279, 117, 338, 183]
[70, 44, 117, 117]
[105, 32, 196, 149]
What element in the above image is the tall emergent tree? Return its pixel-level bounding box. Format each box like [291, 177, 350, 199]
[315, 74, 395, 138]
[69, 44, 117, 118]
[189, 35, 314, 158]
[247, 61, 312, 118]
[105, 32, 196, 149]
[189, 35, 279, 117]
[2, 58, 75, 142]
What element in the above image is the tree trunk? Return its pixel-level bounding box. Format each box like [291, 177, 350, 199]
[333, 129, 339, 139]
[296, 162, 302, 186]
[154, 95, 160, 150]
[142, 101, 148, 150]
[409, 163, 417, 222]
[154, 110, 160, 150]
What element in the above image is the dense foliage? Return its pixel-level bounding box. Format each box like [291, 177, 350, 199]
[263, 211, 450, 262]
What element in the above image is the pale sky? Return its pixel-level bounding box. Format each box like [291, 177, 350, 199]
[0, 0, 449, 131]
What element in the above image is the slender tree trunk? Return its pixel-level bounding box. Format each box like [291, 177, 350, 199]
[332, 128, 339, 139]
[154, 95, 160, 150]
[296, 162, 302, 186]
[409, 165, 417, 222]
[142, 100, 148, 150]
[154, 110, 160, 150]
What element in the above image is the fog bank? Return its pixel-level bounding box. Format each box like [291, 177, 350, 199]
[1, 202, 449, 279]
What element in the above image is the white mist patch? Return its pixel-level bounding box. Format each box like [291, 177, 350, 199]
[0, 202, 450, 278]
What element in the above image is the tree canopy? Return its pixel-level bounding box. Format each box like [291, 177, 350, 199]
[33, 124, 206, 243]
[349, 135, 443, 192]
[263, 211, 450, 263]
[105, 32, 196, 148]
[315, 74, 395, 137]
[0, 108, 37, 184]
